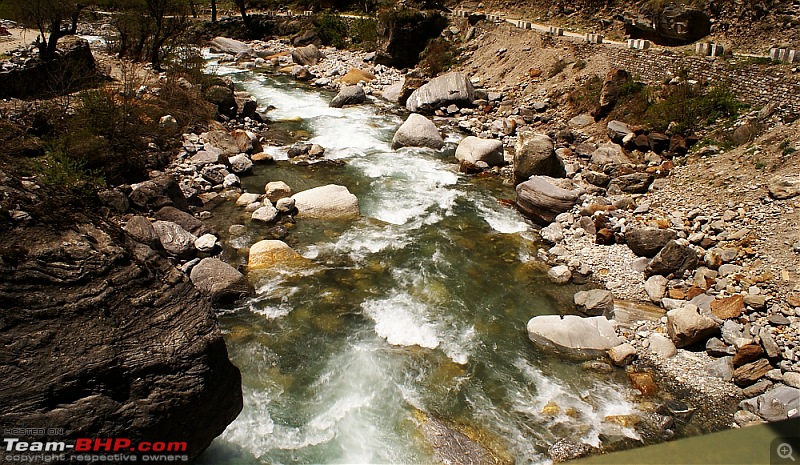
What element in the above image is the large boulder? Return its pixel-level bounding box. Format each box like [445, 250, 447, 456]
[203, 86, 238, 119]
[527, 315, 622, 360]
[129, 175, 189, 212]
[152, 221, 197, 259]
[594, 69, 630, 118]
[743, 385, 800, 422]
[513, 132, 565, 185]
[392, 113, 444, 150]
[516, 176, 581, 226]
[666, 304, 719, 348]
[339, 69, 375, 85]
[123, 215, 161, 249]
[768, 175, 800, 199]
[330, 85, 367, 108]
[610, 172, 654, 194]
[248, 240, 304, 270]
[375, 9, 447, 68]
[406, 72, 474, 113]
[0, 222, 242, 462]
[291, 184, 360, 220]
[204, 130, 241, 156]
[644, 240, 699, 277]
[574, 289, 615, 318]
[607, 120, 634, 144]
[209, 36, 254, 56]
[591, 142, 632, 166]
[455, 136, 504, 166]
[291, 44, 323, 66]
[625, 3, 711, 46]
[155, 206, 209, 236]
[190, 258, 254, 304]
[625, 227, 677, 257]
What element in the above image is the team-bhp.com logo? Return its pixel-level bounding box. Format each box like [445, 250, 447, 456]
[4, 437, 189, 462]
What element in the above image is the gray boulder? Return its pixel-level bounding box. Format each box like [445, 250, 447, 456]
[124, 216, 160, 248]
[330, 85, 367, 108]
[513, 132, 565, 185]
[574, 289, 615, 317]
[648, 333, 677, 358]
[155, 206, 208, 236]
[527, 315, 622, 360]
[291, 44, 323, 66]
[745, 385, 800, 422]
[591, 142, 632, 166]
[152, 220, 197, 259]
[190, 258, 254, 304]
[610, 172, 654, 194]
[228, 154, 254, 174]
[204, 130, 240, 156]
[455, 136, 503, 166]
[392, 113, 444, 150]
[406, 72, 474, 113]
[645, 240, 698, 277]
[626, 227, 677, 257]
[644, 274, 668, 302]
[129, 175, 189, 212]
[291, 184, 360, 220]
[252, 204, 279, 223]
[666, 304, 719, 348]
[209, 37, 254, 56]
[607, 120, 634, 144]
[516, 176, 581, 225]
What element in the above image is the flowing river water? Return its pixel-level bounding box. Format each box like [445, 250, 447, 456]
[198, 62, 663, 464]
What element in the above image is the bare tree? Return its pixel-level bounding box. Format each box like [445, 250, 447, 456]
[9, 0, 87, 61]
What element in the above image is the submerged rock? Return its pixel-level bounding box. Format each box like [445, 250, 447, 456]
[414, 409, 500, 465]
[527, 315, 622, 360]
[248, 240, 305, 270]
[190, 258, 254, 304]
[291, 184, 360, 220]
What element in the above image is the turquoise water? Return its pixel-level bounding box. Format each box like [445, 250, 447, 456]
[198, 68, 660, 465]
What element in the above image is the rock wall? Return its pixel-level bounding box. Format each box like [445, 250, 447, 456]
[0, 216, 242, 460]
[571, 42, 800, 120]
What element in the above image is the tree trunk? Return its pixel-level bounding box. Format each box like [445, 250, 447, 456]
[211, 0, 217, 23]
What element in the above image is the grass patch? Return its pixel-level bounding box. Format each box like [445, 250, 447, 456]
[780, 139, 796, 156]
[567, 76, 603, 114]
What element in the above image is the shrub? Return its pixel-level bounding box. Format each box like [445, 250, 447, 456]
[419, 38, 457, 76]
[643, 81, 744, 133]
[567, 76, 603, 114]
[349, 17, 378, 50]
[315, 12, 348, 48]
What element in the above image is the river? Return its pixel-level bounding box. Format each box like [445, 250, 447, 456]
[197, 62, 654, 464]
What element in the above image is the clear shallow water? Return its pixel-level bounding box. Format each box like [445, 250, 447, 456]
[199, 68, 649, 465]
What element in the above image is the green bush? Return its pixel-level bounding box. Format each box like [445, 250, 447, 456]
[419, 38, 456, 76]
[315, 12, 348, 48]
[349, 17, 378, 49]
[643, 81, 744, 133]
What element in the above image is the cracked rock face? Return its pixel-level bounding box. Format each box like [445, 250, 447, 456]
[0, 221, 242, 461]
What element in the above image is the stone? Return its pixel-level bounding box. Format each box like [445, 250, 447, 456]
[610, 172, 654, 194]
[606, 120, 634, 144]
[265, 181, 293, 203]
[733, 358, 772, 386]
[152, 221, 197, 259]
[648, 132, 671, 154]
[291, 184, 360, 220]
[548, 265, 572, 284]
[194, 234, 218, 253]
[526, 315, 622, 360]
[755, 385, 800, 421]
[574, 289, 615, 317]
[154, 206, 208, 236]
[204, 86, 238, 118]
[644, 275, 668, 302]
[513, 132, 565, 185]
[649, 333, 678, 358]
[666, 304, 719, 348]
[768, 314, 791, 326]
[706, 356, 734, 381]
[645, 240, 699, 277]
[223, 173, 240, 188]
[516, 176, 581, 226]
[98, 188, 129, 212]
[608, 343, 637, 366]
[129, 175, 188, 212]
[595, 69, 629, 117]
[760, 329, 781, 360]
[624, 3, 710, 45]
[711, 294, 745, 320]
[733, 342, 765, 367]
[569, 114, 594, 128]
[625, 228, 677, 258]
[767, 175, 800, 200]
[236, 193, 260, 207]
[339, 68, 375, 85]
[629, 371, 658, 395]
[231, 129, 254, 153]
[204, 130, 240, 156]
[330, 84, 367, 108]
[548, 438, 593, 463]
[455, 136, 504, 166]
[291, 44, 323, 66]
[783, 372, 800, 389]
[381, 80, 404, 103]
[248, 240, 304, 270]
[391, 113, 444, 150]
[124, 216, 160, 248]
[251, 204, 279, 223]
[190, 258, 254, 304]
[706, 337, 734, 357]
[276, 197, 296, 213]
[227, 154, 253, 174]
[291, 65, 311, 80]
[210, 36, 254, 55]
[734, 410, 764, 426]
[591, 142, 632, 166]
[406, 72, 474, 113]
[742, 379, 772, 398]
